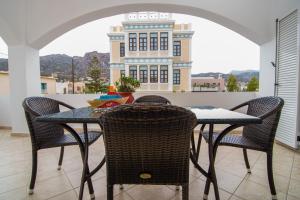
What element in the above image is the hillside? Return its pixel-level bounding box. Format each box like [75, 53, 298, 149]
[0, 51, 110, 81]
[192, 70, 259, 82]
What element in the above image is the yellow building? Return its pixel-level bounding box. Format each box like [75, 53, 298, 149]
[0, 71, 57, 95]
[108, 12, 194, 91]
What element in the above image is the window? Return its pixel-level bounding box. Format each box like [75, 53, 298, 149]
[150, 32, 158, 50]
[160, 32, 168, 50]
[150, 65, 158, 83]
[139, 33, 147, 51]
[173, 69, 180, 85]
[120, 43, 125, 57]
[160, 65, 168, 83]
[41, 83, 48, 94]
[173, 41, 181, 56]
[120, 70, 125, 77]
[139, 65, 148, 83]
[129, 33, 137, 51]
[129, 66, 137, 80]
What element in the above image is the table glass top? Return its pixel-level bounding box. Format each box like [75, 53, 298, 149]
[36, 106, 261, 125]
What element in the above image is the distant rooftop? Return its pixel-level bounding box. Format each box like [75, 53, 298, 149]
[124, 12, 172, 21]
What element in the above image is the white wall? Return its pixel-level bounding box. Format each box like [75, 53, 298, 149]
[0, 95, 11, 127]
[259, 1, 300, 97]
[0, 92, 257, 130]
[47, 92, 256, 109]
[0, 0, 287, 47]
[259, 39, 276, 97]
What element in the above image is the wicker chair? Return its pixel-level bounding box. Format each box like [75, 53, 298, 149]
[99, 104, 197, 200]
[23, 97, 102, 194]
[134, 95, 171, 104]
[201, 96, 284, 200]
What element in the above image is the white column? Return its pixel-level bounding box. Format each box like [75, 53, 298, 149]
[8, 45, 41, 135]
[168, 30, 173, 57]
[168, 64, 173, 91]
[259, 39, 275, 97]
[125, 64, 129, 76]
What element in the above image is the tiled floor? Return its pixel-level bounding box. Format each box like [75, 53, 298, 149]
[0, 128, 300, 200]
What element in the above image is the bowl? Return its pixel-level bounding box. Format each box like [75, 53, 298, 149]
[87, 96, 129, 108]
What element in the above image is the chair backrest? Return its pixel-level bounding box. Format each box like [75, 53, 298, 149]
[99, 104, 197, 185]
[23, 97, 64, 149]
[134, 95, 171, 104]
[243, 96, 284, 151]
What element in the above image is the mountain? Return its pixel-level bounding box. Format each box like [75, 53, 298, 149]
[0, 51, 110, 81]
[192, 70, 259, 82]
[40, 51, 110, 81]
[230, 70, 258, 75]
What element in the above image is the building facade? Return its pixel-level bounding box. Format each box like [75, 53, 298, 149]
[108, 12, 194, 91]
[0, 71, 57, 95]
[191, 75, 225, 92]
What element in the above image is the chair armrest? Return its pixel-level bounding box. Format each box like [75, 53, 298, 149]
[230, 101, 249, 111]
[58, 101, 75, 110]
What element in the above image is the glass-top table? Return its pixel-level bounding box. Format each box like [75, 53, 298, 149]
[37, 106, 261, 125]
[36, 106, 261, 200]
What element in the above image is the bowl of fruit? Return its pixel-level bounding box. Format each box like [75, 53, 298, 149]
[87, 94, 128, 109]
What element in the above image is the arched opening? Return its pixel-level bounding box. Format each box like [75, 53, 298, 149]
[40, 12, 259, 94]
[0, 36, 9, 94]
[0, 37, 11, 128]
[31, 3, 264, 49]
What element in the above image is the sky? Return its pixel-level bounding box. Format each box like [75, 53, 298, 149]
[0, 13, 260, 74]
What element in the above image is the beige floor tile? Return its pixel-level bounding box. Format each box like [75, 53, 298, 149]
[0, 187, 28, 200]
[114, 192, 136, 200]
[75, 177, 127, 199]
[235, 178, 286, 200]
[0, 172, 28, 194]
[246, 167, 290, 193]
[65, 166, 105, 188]
[29, 167, 66, 184]
[1, 129, 300, 200]
[229, 195, 243, 200]
[28, 175, 73, 200]
[0, 160, 30, 178]
[174, 179, 232, 200]
[291, 166, 300, 181]
[287, 195, 300, 200]
[48, 190, 78, 200]
[288, 179, 300, 198]
[127, 185, 177, 200]
[215, 169, 244, 193]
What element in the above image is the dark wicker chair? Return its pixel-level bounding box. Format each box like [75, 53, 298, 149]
[99, 104, 197, 200]
[201, 96, 284, 200]
[23, 97, 102, 194]
[134, 95, 171, 104]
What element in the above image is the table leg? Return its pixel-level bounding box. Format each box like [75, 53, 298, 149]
[78, 123, 95, 200]
[191, 124, 206, 164]
[203, 124, 220, 200]
[60, 124, 96, 200]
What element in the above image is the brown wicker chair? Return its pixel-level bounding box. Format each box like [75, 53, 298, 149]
[201, 96, 284, 200]
[134, 95, 171, 104]
[23, 97, 102, 195]
[99, 104, 197, 200]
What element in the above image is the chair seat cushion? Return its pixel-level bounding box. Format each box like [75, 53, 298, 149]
[39, 131, 102, 148]
[202, 132, 264, 151]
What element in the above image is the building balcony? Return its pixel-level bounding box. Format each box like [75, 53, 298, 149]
[0, 92, 299, 199]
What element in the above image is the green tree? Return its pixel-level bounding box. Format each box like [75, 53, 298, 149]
[247, 76, 259, 91]
[227, 74, 239, 92]
[85, 56, 107, 93]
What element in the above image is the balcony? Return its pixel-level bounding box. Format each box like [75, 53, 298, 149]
[0, 120, 299, 200]
[0, 92, 299, 199]
[0, 1, 300, 200]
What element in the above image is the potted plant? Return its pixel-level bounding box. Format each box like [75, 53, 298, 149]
[114, 76, 140, 103]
